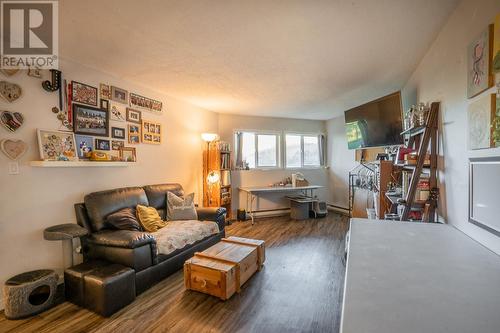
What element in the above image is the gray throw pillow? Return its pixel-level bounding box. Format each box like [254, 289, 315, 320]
[166, 192, 198, 221]
[105, 207, 143, 231]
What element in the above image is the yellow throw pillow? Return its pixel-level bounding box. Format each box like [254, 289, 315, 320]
[136, 205, 166, 232]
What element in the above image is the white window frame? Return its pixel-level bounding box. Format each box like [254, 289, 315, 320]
[235, 130, 281, 170]
[284, 132, 323, 169]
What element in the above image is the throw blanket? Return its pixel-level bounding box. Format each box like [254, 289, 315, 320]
[152, 220, 220, 255]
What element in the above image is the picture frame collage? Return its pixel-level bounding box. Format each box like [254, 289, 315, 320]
[38, 80, 164, 161]
[466, 15, 500, 150]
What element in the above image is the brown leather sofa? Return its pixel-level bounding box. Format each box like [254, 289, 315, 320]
[74, 183, 226, 294]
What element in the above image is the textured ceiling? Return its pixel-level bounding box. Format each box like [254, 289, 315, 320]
[60, 0, 458, 120]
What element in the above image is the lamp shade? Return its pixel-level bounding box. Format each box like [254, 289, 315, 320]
[206, 171, 220, 185]
[201, 133, 218, 142]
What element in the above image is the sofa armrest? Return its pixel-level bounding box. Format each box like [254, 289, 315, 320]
[197, 207, 226, 230]
[87, 230, 156, 249]
[84, 230, 158, 269]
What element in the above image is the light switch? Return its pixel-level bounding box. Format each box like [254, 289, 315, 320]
[8, 162, 19, 175]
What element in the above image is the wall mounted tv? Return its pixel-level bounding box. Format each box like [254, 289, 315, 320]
[344, 91, 403, 150]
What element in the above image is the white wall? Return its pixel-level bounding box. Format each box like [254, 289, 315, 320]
[326, 116, 356, 210]
[0, 59, 218, 308]
[217, 114, 328, 215]
[402, 0, 500, 254]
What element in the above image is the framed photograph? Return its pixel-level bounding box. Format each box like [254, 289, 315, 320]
[126, 107, 142, 123]
[468, 94, 496, 150]
[100, 83, 111, 99]
[73, 103, 109, 137]
[110, 104, 126, 122]
[111, 126, 126, 139]
[95, 139, 111, 151]
[37, 129, 78, 161]
[111, 140, 124, 151]
[111, 86, 128, 104]
[119, 147, 136, 162]
[467, 25, 494, 98]
[128, 124, 141, 144]
[100, 99, 109, 111]
[71, 81, 98, 106]
[141, 119, 162, 144]
[27, 66, 41, 78]
[75, 134, 94, 159]
[130, 92, 163, 113]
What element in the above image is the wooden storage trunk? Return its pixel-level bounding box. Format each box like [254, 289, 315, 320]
[184, 236, 265, 300]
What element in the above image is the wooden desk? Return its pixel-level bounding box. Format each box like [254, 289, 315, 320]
[238, 185, 323, 224]
[341, 219, 500, 333]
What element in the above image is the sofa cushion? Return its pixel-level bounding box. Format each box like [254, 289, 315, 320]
[152, 220, 219, 256]
[105, 207, 142, 231]
[84, 187, 149, 232]
[167, 192, 198, 221]
[143, 184, 184, 219]
[136, 205, 166, 232]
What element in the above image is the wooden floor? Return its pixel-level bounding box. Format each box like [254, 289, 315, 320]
[0, 214, 349, 333]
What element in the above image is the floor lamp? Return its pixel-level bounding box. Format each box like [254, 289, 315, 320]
[201, 133, 218, 206]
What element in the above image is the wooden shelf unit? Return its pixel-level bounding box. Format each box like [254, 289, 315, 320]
[394, 102, 439, 222]
[203, 141, 232, 220]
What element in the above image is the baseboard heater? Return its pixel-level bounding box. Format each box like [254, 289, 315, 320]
[247, 208, 291, 218]
[328, 204, 350, 216]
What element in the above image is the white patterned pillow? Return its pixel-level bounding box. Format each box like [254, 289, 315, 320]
[166, 192, 198, 221]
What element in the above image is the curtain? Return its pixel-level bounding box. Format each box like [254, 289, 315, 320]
[235, 131, 243, 168]
[319, 134, 326, 166]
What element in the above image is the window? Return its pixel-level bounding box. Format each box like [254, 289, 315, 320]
[257, 134, 278, 167]
[235, 131, 280, 169]
[241, 132, 255, 168]
[285, 134, 301, 168]
[285, 134, 322, 168]
[304, 136, 320, 166]
[235, 131, 324, 169]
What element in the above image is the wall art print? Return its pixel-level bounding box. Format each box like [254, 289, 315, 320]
[468, 94, 495, 150]
[130, 93, 162, 113]
[71, 81, 98, 106]
[467, 25, 494, 98]
[37, 129, 78, 161]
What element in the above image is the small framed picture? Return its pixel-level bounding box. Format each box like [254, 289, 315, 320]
[111, 86, 128, 104]
[100, 83, 111, 99]
[111, 140, 124, 151]
[73, 103, 109, 137]
[111, 126, 126, 139]
[27, 66, 42, 78]
[126, 108, 142, 123]
[128, 124, 141, 144]
[72, 81, 98, 106]
[100, 99, 109, 111]
[75, 134, 94, 159]
[119, 146, 136, 162]
[37, 129, 78, 161]
[130, 92, 163, 113]
[95, 139, 111, 151]
[141, 119, 161, 144]
[110, 104, 126, 122]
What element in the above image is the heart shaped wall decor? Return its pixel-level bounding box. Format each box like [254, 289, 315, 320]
[0, 111, 24, 132]
[0, 139, 28, 160]
[0, 81, 22, 102]
[0, 68, 19, 76]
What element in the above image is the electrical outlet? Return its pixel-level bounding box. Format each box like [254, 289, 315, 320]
[8, 162, 19, 175]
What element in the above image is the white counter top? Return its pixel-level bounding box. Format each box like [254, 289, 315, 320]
[341, 219, 500, 333]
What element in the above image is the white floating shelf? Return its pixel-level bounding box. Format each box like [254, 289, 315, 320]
[30, 161, 135, 168]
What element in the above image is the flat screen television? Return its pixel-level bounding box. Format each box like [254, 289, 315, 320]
[344, 91, 403, 149]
